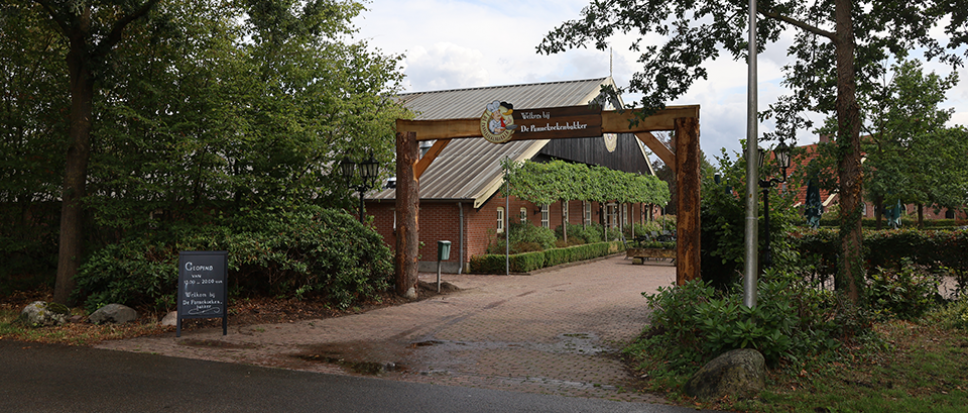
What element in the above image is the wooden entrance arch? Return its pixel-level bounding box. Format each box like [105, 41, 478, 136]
[393, 105, 700, 297]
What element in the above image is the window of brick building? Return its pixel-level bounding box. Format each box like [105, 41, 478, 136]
[520, 207, 527, 224]
[584, 201, 592, 225]
[540, 204, 549, 228]
[496, 207, 505, 233]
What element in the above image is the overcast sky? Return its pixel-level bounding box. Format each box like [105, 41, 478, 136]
[353, 0, 967, 165]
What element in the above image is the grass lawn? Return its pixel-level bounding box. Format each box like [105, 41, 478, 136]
[627, 319, 968, 412]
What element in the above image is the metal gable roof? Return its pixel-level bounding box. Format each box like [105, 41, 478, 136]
[369, 78, 620, 206]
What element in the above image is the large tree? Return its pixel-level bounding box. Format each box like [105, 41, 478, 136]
[30, 0, 161, 304]
[539, 0, 966, 303]
[12, 0, 405, 304]
[861, 59, 960, 228]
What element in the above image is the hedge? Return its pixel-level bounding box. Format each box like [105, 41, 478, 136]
[792, 228, 968, 280]
[470, 241, 623, 274]
[818, 217, 966, 229]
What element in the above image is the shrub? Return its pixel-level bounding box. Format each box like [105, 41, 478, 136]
[628, 269, 844, 374]
[867, 259, 943, 321]
[73, 206, 393, 313]
[634, 221, 662, 237]
[566, 223, 603, 244]
[508, 222, 556, 251]
[932, 295, 968, 330]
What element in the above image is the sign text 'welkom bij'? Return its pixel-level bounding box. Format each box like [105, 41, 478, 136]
[480, 101, 603, 144]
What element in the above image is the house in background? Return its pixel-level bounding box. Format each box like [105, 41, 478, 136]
[365, 77, 666, 273]
[787, 135, 966, 222]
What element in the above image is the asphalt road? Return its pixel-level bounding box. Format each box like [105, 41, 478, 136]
[0, 341, 707, 413]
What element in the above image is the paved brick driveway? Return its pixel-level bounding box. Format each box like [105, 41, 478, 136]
[98, 255, 677, 403]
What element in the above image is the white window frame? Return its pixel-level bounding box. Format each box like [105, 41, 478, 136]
[520, 207, 528, 224]
[540, 204, 550, 228]
[584, 201, 592, 225]
[607, 203, 618, 228]
[496, 207, 505, 233]
[562, 201, 569, 224]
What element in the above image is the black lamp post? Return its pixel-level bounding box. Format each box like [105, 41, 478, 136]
[340, 153, 380, 223]
[758, 138, 792, 268]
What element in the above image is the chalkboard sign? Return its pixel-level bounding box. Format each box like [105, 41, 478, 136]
[177, 251, 228, 337]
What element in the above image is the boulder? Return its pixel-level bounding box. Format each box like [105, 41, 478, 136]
[89, 304, 138, 325]
[160, 311, 178, 327]
[684, 348, 766, 400]
[18, 301, 69, 327]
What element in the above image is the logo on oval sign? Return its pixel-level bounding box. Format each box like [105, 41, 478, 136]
[480, 100, 517, 143]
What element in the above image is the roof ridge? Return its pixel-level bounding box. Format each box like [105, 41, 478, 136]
[399, 77, 609, 97]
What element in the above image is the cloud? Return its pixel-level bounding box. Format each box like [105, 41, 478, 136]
[404, 43, 489, 91]
[355, 0, 965, 164]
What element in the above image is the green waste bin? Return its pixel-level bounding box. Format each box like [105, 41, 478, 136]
[437, 240, 451, 261]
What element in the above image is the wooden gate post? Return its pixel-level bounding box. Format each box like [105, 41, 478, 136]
[675, 117, 701, 285]
[395, 131, 419, 298]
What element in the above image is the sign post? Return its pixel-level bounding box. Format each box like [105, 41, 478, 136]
[177, 251, 228, 337]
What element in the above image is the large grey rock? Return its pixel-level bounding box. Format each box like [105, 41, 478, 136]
[18, 301, 69, 327]
[89, 304, 138, 325]
[684, 348, 766, 400]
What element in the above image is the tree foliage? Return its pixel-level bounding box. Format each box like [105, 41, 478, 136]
[502, 159, 669, 208]
[539, 0, 966, 303]
[859, 59, 964, 227]
[2, 0, 407, 303]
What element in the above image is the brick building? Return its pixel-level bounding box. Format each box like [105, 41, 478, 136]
[786, 135, 966, 222]
[366, 78, 664, 273]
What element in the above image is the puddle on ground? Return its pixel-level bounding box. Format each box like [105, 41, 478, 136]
[546, 332, 610, 355]
[292, 332, 612, 376]
[294, 340, 412, 375]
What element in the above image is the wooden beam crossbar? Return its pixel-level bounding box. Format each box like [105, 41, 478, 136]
[395, 105, 700, 140]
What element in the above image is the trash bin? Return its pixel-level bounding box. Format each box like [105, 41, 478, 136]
[437, 240, 451, 261]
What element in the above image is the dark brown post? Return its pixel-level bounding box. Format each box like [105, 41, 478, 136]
[395, 131, 419, 298]
[675, 117, 701, 285]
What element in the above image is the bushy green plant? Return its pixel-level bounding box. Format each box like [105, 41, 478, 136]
[932, 295, 968, 330]
[634, 221, 662, 237]
[606, 226, 623, 241]
[701, 148, 800, 291]
[555, 222, 597, 244]
[569, 223, 603, 244]
[867, 258, 942, 320]
[73, 206, 393, 313]
[508, 222, 556, 251]
[629, 269, 844, 374]
[654, 215, 677, 232]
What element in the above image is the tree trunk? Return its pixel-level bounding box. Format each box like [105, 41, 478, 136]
[834, 0, 863, 304]
[395, 132, 419, 298]
[561, 200, 567, 244]
[53, 37, 95, 305]
[874, 195, 883, 230]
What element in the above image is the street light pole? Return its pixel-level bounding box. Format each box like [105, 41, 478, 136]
[758, 139, 792, 269]
[744, 0, 760, 308]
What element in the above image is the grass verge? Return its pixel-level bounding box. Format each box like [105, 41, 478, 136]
[625, 319, 968, 412]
